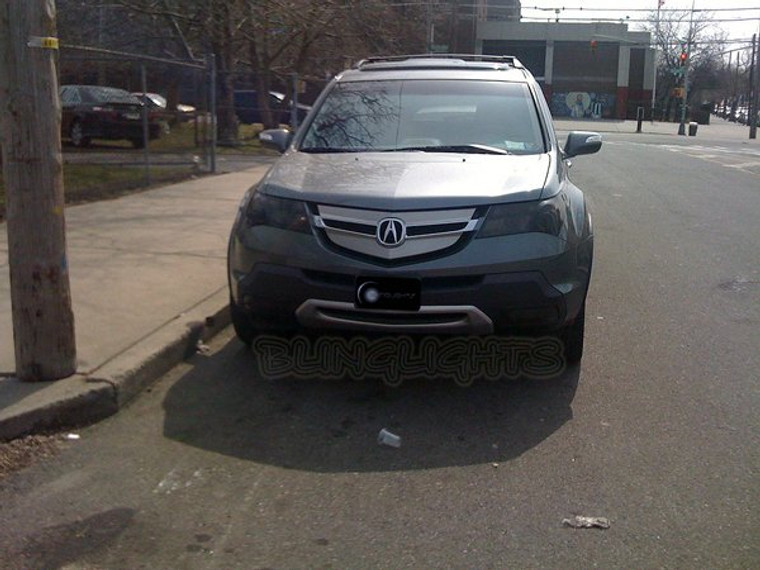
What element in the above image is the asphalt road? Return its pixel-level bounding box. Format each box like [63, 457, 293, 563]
[1, 132, 758, 569]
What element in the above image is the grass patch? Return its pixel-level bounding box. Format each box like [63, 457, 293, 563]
[67, 121, 276, 155]
[0, 121, 278, 220]
[63, 164, 196, 203]
[154, 120, 282, 155]
[0, 163, 196, 221]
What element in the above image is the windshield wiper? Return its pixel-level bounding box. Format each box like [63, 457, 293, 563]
[387, 144, 512, 155]
[300, 147, 369, 154]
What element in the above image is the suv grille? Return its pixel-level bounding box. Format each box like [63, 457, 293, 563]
[314, 205, 481, 261]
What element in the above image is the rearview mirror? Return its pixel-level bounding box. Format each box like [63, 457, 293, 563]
[259, 128, 294, 153]
[563, 131, 602, 159]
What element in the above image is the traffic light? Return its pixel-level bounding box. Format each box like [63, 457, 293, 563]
[590, 39, 598, 53]
[679, 43, 688, 66]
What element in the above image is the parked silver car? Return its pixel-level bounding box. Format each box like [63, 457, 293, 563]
[228, 55, 601, 363]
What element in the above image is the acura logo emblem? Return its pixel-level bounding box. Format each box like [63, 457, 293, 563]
[376, 218, 406, 247]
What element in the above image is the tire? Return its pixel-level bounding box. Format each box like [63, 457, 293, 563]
[560, 301, 585, 365]
[230, 296, 256, 347]
[69, 120, 90, 148]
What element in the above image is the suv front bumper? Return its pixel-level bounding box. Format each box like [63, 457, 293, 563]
[229, 226, 591, 335]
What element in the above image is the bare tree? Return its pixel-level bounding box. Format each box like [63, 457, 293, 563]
[646, 9, 727, 120]
[57, 0, 433, 138]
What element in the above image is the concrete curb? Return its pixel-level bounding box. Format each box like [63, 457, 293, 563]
[89, 287, 230, 408]
[0, 376, 116, 442]
[0, 288, 230, 441]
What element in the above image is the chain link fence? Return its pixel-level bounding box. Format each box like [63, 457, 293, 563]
[215, 70, 328, 138]
[58, 44, 217, 192]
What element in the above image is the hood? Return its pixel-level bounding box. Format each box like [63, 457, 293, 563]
[259, 151, 551, 210]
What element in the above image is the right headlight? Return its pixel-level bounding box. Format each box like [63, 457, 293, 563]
[477, 193, 568, 239]
[243, 191, 311, 234]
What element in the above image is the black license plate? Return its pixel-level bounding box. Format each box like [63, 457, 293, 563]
[355, 277, 421, 311]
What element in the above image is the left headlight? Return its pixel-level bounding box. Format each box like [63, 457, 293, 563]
[243, 191, 311, 234]
[477, 193, 568, 240]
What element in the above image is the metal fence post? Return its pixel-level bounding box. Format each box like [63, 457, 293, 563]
[207, 53, 217, 174]
[140, 63, 151, 186]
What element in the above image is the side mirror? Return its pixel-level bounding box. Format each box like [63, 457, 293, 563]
[259, 128, 294, 153]
[563, 131, 602, 159]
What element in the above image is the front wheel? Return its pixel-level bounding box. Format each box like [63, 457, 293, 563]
[230, 296, 257, 347]
[70, 120, 91, 148]
[559, 302, 585, 365]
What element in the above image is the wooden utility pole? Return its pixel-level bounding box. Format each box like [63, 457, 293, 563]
[0, 1, 77, 380]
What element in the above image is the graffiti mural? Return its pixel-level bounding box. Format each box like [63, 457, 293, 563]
[551, 91, 616, 119]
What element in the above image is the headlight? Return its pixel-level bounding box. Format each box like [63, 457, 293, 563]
[244, 191, 311, 233]
[477, 193, 568, 239]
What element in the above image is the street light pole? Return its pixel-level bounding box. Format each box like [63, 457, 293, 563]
[751, 32, 758, 139]
[678, 0, 695, 136]
[426, 0, 433, 53]
[651, 0, 661, 122]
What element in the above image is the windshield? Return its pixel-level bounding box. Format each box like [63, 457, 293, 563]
[82, 86, 141, 105]
[300, 79, 545, 155]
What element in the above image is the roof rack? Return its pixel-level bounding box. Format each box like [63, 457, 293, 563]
[354, 54, 524, 70]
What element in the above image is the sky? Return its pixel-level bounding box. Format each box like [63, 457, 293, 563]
[520, 1, 760, 48]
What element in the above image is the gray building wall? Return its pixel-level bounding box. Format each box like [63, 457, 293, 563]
[477, 21, 653, 119]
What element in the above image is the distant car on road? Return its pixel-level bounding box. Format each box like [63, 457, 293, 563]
[60, 85, 161, 148]
[233, 89, 310, 126]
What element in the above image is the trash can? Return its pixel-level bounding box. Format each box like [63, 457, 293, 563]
[688, 121, 698, 136]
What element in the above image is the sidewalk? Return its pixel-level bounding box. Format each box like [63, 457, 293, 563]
[554, 116, 760, 142]
[0, 165, 270, 440]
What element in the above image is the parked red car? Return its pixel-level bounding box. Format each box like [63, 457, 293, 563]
[60, 85, 161, 148]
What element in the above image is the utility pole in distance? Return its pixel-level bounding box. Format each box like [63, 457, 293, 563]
[750, 33, 758, 140]
[0, 1, 77, 380]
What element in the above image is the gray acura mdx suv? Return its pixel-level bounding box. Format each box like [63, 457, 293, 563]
[228, 55, 601, 363]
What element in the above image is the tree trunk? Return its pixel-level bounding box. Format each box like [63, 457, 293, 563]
[214, 2, 239, 145]
[216, 51, 239, 144]
[0, 0, 77, 380]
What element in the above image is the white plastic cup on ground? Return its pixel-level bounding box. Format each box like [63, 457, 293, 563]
[377, 428, 401, 448]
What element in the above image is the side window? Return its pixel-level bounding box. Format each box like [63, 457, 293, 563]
[60, 86, 73, 104]
[61, 87, 82, 105]
[79, 88, 95, 104]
